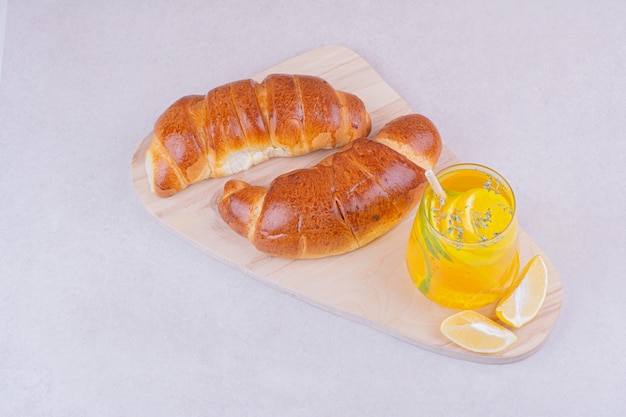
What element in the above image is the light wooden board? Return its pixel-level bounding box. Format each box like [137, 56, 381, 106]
[131, 45, 563, 364]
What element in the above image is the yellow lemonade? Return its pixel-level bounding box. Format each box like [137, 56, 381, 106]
[406, 164, 519, 309]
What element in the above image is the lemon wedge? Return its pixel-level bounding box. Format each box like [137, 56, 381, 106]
[440, 310, 518, 353]
[495, 255, 548, 328]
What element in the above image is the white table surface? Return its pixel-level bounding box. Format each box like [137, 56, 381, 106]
[2, 1, 625, 415]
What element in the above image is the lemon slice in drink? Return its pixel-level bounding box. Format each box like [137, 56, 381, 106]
[495, 255, 548, 328]
[434, 188, 513, 243]
[440, 310, 518, 353]
[460, 188, 513, 243]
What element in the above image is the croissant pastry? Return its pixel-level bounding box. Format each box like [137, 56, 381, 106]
[145, 74, 371, 197]
[218, 114, 442, 259]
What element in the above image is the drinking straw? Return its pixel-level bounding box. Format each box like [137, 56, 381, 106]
[425, 170, 447, 202]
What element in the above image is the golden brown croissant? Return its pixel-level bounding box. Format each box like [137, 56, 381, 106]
[218, 114, 442, 259]
[145, 74, 371, 197]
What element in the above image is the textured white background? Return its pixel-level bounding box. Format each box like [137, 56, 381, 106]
[1, 1, 625, 416]
[0, 0, 6, 81]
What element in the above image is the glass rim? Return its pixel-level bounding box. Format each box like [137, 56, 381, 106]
[419, 163, 517, 247]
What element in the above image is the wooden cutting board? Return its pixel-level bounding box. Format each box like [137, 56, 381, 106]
[131, 45, 563, 364]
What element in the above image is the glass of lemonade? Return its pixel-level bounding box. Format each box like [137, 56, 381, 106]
[406, 163, 520, 310]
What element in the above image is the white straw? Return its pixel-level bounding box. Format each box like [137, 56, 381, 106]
[425, 170, 446, 202]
